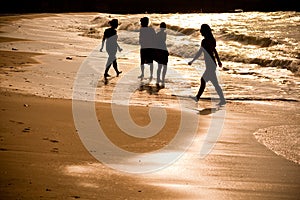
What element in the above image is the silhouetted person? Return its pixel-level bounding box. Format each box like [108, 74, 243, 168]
[155, 22, 169, 88]
[188, 24, 226, 106]
[138, 17, 156, 81]
[100, 19, 122, 79]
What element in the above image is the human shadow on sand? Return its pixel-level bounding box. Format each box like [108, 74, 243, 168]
[197, 107, 219, 115]
[138, 83, 161, 95]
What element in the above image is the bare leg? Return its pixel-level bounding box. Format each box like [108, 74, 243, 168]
[161, 64, 167, 87]
[105, 54, 116, 78]
[104, 62, 112, 79]
[196, 77, 206, 100]
[157, 64, 162, 84]
[211, 77, 226, 104]
[149, 63, 153, 81]
[138, 64, 145, 79]
[112, 59, 122, 77]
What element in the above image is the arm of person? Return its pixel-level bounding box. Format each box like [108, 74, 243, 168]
[188, 47, 203, 65]
[139, 29, 142, 45]
[117, 43, 123, 52]
[213, 48, 222, 67]
[100, 35, 106, 52]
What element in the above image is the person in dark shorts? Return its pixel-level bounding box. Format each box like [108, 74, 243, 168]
[188, 24, 226, 106]
[100, 19, 122, 79]
[139, 17, 156, 81]
[155, 22, 169, 88]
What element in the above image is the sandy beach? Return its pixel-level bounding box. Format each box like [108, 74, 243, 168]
[1, 13, 300, 199]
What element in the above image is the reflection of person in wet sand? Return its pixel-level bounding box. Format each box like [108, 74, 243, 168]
[188, 24, 226, 106]
[100, 19, 122, 80]
[138, 17, 156, 81]
[155, 22, 169, 88]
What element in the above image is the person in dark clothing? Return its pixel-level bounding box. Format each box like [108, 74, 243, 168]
[100, 19, 122, 79]
[138, 17, 156, 81]
[188, 24, 226, 106]
[155, 22, 169, 88]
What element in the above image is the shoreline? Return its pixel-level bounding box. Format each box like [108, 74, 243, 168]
[0, 12, 299, 199]
[1, 89, 300, 199]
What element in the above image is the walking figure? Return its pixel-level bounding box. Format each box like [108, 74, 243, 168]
[100, 19, 122, 80]
[138, 17, 156, 81]
[188, 24, 226, 106]
[155, 22, 169, 88]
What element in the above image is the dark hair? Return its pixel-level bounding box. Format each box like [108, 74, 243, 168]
[109, 19, 118, 28]
[140, 17, 149, 27]
[200, 24, 213, 38]
[160, 22, 166, 28]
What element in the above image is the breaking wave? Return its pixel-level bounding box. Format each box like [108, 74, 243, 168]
[84, 14, 300, 76]
[220, 29, 279, 47]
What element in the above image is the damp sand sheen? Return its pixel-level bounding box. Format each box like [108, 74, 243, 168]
[0, 12, 299, 199]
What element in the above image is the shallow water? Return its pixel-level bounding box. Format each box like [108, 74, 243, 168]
[70, 12, 300, 167]
[254, 125, 300, 165]
[84, 11, 300, 103]
[0, 12, 299, 166]
[74, 12, 300, 166]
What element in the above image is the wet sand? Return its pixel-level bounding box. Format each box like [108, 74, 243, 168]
[0, 13, 300, 199]
[1, 90, 300, 199]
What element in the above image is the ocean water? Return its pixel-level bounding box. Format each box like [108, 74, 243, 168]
[1, 12, 299, 164]
[77, 11, 300, 165]
[81, 11, 300, 103]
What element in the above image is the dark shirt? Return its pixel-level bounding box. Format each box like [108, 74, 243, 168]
[139, 27, 156, 49]
[103, 28, 116, 39]
[102, 27, 118, 54]
[201, 37, 216, 63]
[156, 30, 167, 51]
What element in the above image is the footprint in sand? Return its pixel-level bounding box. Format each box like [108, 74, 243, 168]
[22, 127, 30, 133]
[51, 148, 59, 153]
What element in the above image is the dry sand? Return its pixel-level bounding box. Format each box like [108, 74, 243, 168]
[0, 13, 300, 200]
